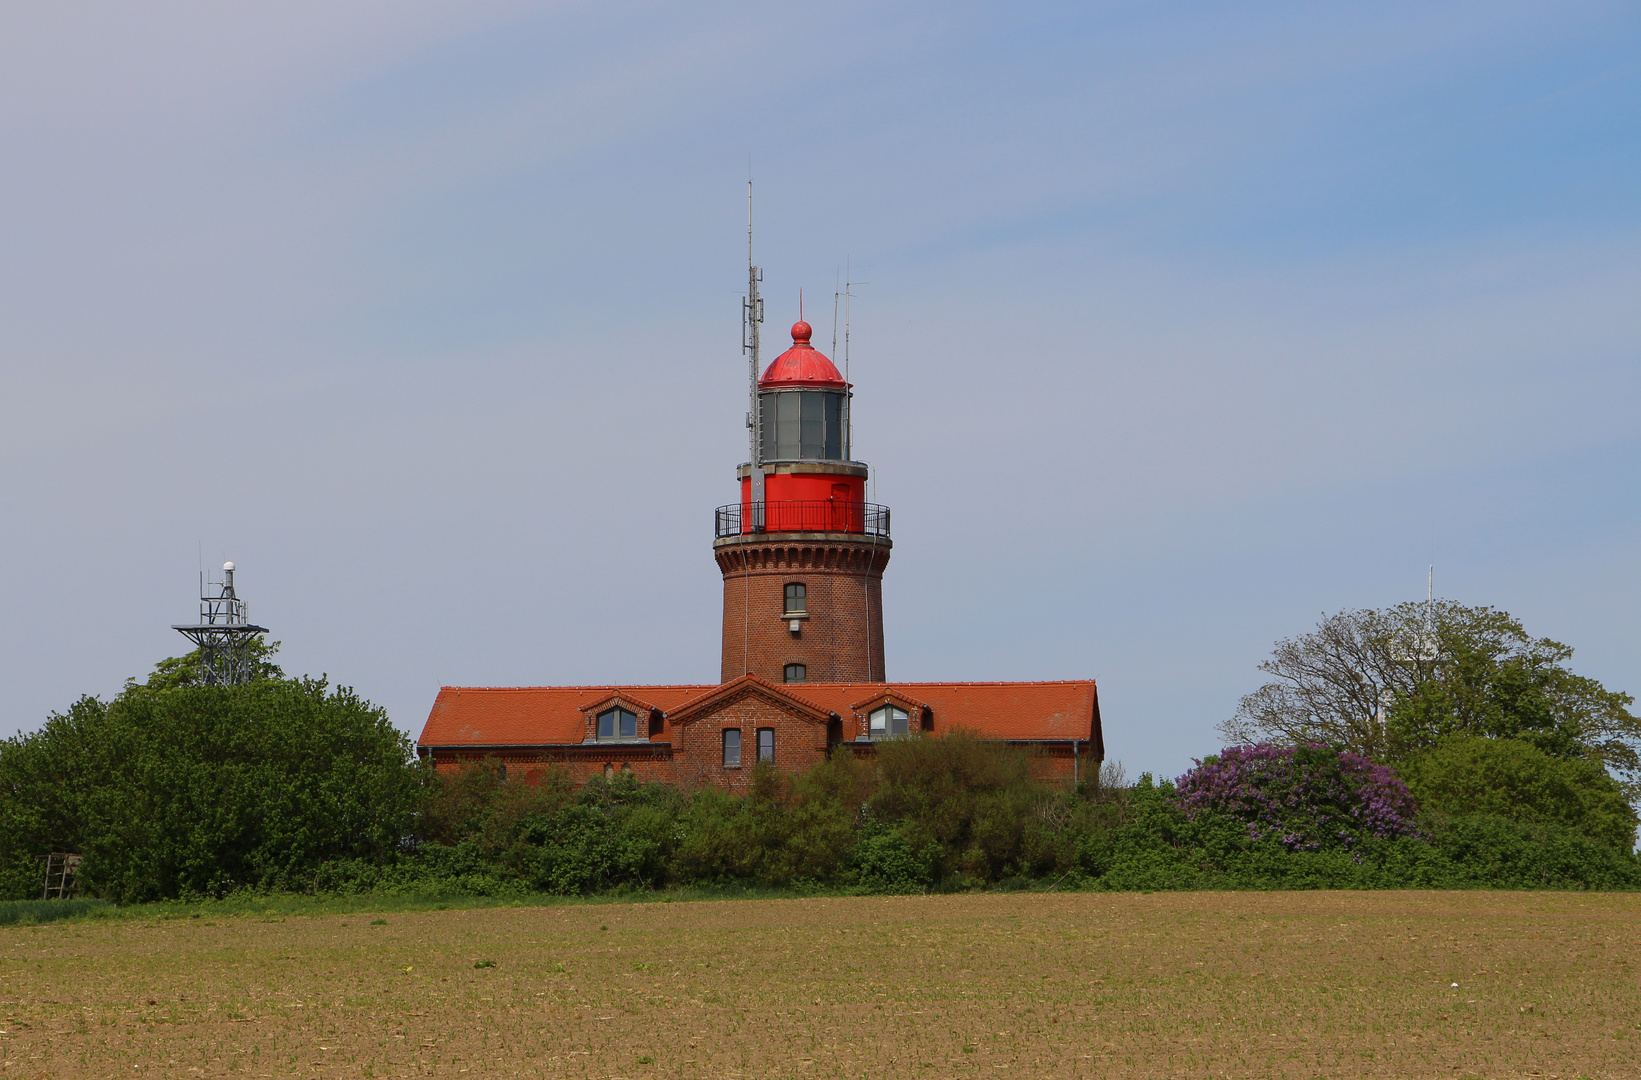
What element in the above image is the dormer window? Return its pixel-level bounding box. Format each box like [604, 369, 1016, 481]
[869, 705, 910, 738]
[784, 583, 806, 615]
[597, 707, 638, 740]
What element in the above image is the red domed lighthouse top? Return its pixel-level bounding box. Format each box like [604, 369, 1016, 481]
[759, 321, 848, 389]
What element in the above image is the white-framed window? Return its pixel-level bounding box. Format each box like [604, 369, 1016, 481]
[757, 728, 775, 763]
[597, 707, 638, 740]
[869, 705, 910, 738]
[722, 728, 742, 767]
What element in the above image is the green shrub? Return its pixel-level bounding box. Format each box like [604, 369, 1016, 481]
[852, 824, 938, 893]
[1425, 812, 1641, 889]
[1398, 737, 1637, 851]
[867, 732, 1074, 884]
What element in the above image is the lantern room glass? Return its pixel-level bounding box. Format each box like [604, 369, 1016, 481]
[760, 390, 848, 461]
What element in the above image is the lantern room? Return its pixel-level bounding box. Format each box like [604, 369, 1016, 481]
[756, 320, 850, 463]
[734, 319, 870, 518]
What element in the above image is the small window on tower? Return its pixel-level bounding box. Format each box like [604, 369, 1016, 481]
[722, 728, 742, 768]
[784, 583, 807, 615]
[869, 705, 910, 738]
[783, 663, 807, 683]
[597, 707, 638, 740]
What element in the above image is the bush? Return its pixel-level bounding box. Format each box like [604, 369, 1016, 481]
[1173, 744, 1421, 851]
[0, 678, 420, 902]
[867, 732, 1073, 884]
[1077, 774, 1639, 891]
[1426, 813, 1641, 889]
[1398, 737, 1637, 851]
[852, 824, 939, 894]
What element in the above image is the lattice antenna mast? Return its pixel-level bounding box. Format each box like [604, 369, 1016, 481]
[742, 180, 765, 525]
[172, 561, 269, 686]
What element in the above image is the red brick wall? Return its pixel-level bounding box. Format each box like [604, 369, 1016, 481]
[428, 737, 1096, 793]
[671, 686, 831, 792]
[429, 746, 682, 787]
[716, 535, 890, 683]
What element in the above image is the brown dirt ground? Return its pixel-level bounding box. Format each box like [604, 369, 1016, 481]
[1, 891, 1637, 1079]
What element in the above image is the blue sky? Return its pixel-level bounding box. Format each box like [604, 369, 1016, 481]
[1, 1, 1637, 781]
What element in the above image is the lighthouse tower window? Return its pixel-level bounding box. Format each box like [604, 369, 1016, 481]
[597, 707, 638, 740]
[784, 583, 807, 615]
[869, 705, 910, 738]
[760, 390, 846, 461]
[783, 663, 806, 683]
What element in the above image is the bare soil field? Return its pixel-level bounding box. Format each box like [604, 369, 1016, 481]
[1, 891, 1636, 1079]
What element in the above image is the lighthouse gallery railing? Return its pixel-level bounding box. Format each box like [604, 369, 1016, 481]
[714, 501, 890, 539]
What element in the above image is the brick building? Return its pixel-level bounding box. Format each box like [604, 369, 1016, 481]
[418, 315, 1103, 787]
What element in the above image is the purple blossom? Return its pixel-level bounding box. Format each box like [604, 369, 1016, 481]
[1172, 743, 1421, 851]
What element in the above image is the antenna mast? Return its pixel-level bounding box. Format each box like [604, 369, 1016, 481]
[743, 180, 765, 528]
[171, 561, 269, 685]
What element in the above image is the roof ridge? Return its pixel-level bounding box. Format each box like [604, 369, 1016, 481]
[439, 684, 718, 692]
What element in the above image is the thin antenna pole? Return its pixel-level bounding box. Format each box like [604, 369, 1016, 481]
[832, 265, 840, 363]
[841, 263, 867, 461]
[843, 257, 851, 389]
[743, 179, 765, 523]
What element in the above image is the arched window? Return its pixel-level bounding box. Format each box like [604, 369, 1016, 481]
[784, 583, 806, 615]
[597, 707, 638, 740]
[869, 705, 910, 738]
[783, 663, 807, 683]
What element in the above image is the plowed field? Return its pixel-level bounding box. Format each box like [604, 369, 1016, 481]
[2, 891, 1637, 1078]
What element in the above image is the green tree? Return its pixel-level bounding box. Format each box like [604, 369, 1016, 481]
[0, 655, 419, 902]
[1222, 602, 1640, 798]
[136, 638, 286, 691]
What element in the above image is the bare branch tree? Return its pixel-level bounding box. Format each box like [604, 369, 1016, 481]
[1220, 603, 1440, 759]
[1221, 601, 1640, 799]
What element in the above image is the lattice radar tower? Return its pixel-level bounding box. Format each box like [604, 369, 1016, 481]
[171, 561, 269, 686]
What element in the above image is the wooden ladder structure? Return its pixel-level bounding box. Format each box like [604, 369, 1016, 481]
[42, 853, 81, 900]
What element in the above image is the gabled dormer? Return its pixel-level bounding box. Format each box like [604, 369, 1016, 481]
[849, 689, 932, 740]
[578, 691, 665, 744]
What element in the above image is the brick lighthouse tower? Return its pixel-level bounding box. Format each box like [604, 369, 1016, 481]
[714, 310, 891, 684]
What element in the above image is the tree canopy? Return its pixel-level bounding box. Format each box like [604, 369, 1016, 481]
[0, 652, 419, 902]
[1221, 602, 1640, 800]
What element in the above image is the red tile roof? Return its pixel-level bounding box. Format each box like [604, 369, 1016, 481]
[419, 678, 1099, 749]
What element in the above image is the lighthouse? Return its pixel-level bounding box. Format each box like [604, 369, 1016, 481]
[714, 317, 891, 684]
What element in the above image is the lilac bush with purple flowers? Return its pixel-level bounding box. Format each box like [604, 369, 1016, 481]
[1173, 744, 1421, 851]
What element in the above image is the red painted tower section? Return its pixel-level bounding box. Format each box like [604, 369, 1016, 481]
[716, 320, 890, 684]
